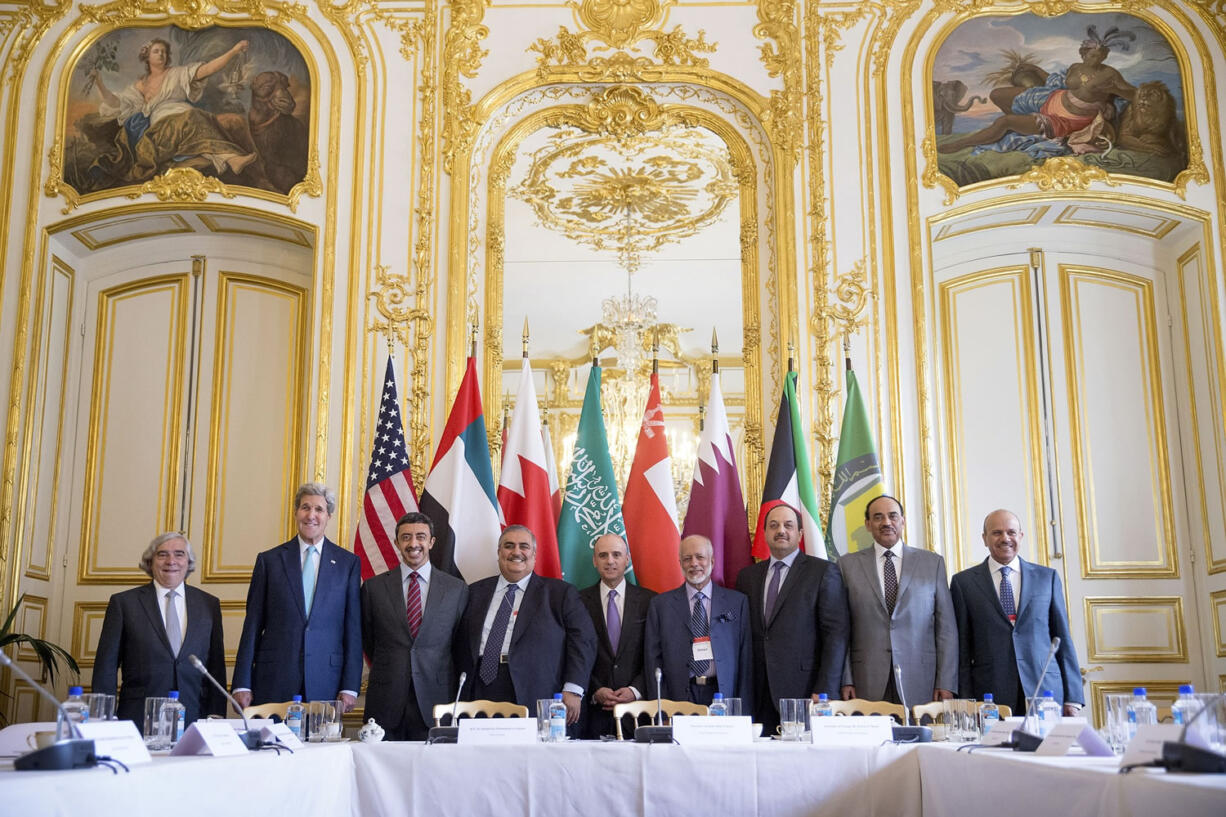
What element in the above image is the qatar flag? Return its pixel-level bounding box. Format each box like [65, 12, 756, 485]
[622, 371, 683, 592]
[497, 358, 562, 578]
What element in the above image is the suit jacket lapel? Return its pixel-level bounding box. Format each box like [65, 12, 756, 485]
[182, 586, 208, 655]
[138, 583, 174, 656]
[617, 587, 645, 659]
[587, 589, 613, 654]
[280, 541, 308, 620]
[972, 561, 1007, 622]
[857, 550, 888, 613]
[768, 556, 805, 627]
[510, 575, 541, 648]
[469, 580, 495, 661]
[387, 569, 411, 640]
[895, 545, 915, 609]
[1016, 560, 1035, 620]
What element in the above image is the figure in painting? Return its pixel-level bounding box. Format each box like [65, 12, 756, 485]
[938, 26, 1136, 154]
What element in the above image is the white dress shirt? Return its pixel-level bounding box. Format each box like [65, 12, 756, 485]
[874, 542, 904, 598]
[989, 555, 1022, 617]
[154, 580, 186, 643]
[299, 537, 324, 585]
[478, 575, 530, 656]
[401, 560, 433, 612]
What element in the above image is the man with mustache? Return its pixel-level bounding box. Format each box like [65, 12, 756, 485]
[645, 535, 752, 705]
[736, 502, 849, 733]
[838, 495, 957, 707]
[456, 525, 596, 731]
[361, 512, 468, 740]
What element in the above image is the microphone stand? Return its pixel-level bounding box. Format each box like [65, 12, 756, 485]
[1157, 692, 1226, 773]
[1010, 637, 1061, 752]
[0, 650, 97, 771]
[890, 663, 932, 743]
[426, 672, 467, 744]
[188, 654, 262, 750]
[634, 668, 673, 743]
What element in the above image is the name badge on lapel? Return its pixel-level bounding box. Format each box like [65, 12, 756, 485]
[692, 637, 714, 662]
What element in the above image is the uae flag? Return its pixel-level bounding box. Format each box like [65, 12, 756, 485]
[557, 364, 630, 588]
[498, 358, 563, 578]
[622, 371, 683, 592]
[681, 370, 751, 587]
[752, 369, 828, 560]
[825, 359, 885, 556]
[353, 357, 419, 580]
[419, 355, 503, 582]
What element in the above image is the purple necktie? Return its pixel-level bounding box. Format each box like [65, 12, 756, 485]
[606, 589, 621, 654]
[764, 562, 785, 620]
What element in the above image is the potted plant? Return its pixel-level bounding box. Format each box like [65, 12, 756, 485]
[0, 593, 79, 724]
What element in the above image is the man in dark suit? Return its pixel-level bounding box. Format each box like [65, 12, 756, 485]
[839, 495, 957, 707]
[92, 532, 226, 726]
[645, 535, 752, 706]
[951, 509, 1084, 716]
[578, 533, 655, 738]
[457, 525, 596, 727]
[361, 511, 468, 740]
[736, 502, 849, 732]
[232, 483, 362, 712]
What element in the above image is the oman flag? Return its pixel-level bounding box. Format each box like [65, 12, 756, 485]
[498, 358, 562, 578]
[622, 371, 683, 592]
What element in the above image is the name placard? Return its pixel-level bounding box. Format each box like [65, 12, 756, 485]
[981, 717, 1025, 746]
[457, 718, 537, 745]
[809, 715, 893, 746]
[76, 720, 152, 765]
[1034, 718, 1088, 756]
[170, 720, 251, 756]
[671, 716, 754, 745]
[1121, 723, 1182, 767]
[261, 722, 305, 750]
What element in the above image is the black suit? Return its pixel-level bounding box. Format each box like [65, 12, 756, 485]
[577, 581, 655, 738]
[736, 554, 850, 731]
[92, 582, 227, 726]
[457, 574, 597, 708]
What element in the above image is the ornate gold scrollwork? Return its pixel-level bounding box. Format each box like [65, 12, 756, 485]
[920, 134, 962, 205]
[129, 166, 239, 203]
[441, 0, 489, 174]
[575, 0, 666, 49]
[754, 0, 802, 164]
[529, 25, 715, 83]
[1006, 156, 1118, 193]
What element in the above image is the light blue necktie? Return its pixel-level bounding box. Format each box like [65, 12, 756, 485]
[303, 545, 318, 612]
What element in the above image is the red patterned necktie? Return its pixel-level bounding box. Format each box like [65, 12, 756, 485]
[406, 571, 422, 639]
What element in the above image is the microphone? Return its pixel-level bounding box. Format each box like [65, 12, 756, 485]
[635, 666, 673, 743]
[0, 649, 96, 771]
[426, 671, 468, 744]
[1158, 692, 1226, 773]
[1010, 636, 1061, 752]
[889, 662, 931, 743]
[187, 654, 261, 750]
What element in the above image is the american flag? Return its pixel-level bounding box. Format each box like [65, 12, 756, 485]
[353, 357, 418, 579]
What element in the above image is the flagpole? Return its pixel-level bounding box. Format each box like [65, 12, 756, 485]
[787, 338, 794, 372]
[471, 321, 479, 359]
[844, 336, 851, 371]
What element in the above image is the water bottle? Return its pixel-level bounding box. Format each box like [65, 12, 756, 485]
[1038, 690, 1062, 737]
[708, 693, 728, 716]
[159, 690, 186, 747]
[59, 685, 89, 737]
[547, 693, 567, 742]
[285, 695, 305, 738]
[1126, 687, 1157, 740]
[978, 693, 1000, 735]
[811, 693, 833, 718]
[1171, 684, 1201, 726]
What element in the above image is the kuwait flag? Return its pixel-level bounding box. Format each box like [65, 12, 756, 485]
[419, 355, 503, 582]
[682, 370, 751, 587]
[623, 371, 682, 592]
[752, 369, 828, 560]
[498, 358, 563, 578]
[557, 364, 630, 588]
[825, 360, 885, 556]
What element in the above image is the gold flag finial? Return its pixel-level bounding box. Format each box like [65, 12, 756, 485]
[787, 338, 795, 372]
[711, 327, 720, 375]
[522, 317, 530, 358]
[470, 321, 479, 358]
[652, 327, 660, 374]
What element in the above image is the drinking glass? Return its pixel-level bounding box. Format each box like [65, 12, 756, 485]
[1103, 693, 1131, 754]
[1193, 692, 1225, 753]
[724, 698, 743, 717]
[85, 692, 115, 721]
[535, 698, 553, 742]
[144, 696, 169, 747]
[308, 699, 342, 742]
[777, 698, 807, 741]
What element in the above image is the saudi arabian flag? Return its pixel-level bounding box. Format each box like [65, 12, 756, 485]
[557, 364, 633, 587]
[825, 363, 885, 556]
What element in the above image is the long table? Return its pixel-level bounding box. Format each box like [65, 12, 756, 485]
[2, 739, 1223, 817]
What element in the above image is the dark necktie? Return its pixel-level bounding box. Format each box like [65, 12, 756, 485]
[479, 583, 517, 684]
[406, 571, 422, 639]
[688, 591, 711, 677]
[606, 588, 621, 654]
[883, 550, 898, 615]
[764, 561, 785, 620]
[999, 565, 1016, 621]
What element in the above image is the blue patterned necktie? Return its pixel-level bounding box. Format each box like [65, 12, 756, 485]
[999, 565, 1016, 621]
[688, 591, 711, 677]
[883, 550, 898, 615]
[302, 545, 318, 613]
[479, 584, 517, 684]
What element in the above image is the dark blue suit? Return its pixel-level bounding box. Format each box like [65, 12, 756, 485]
[645, 583, 753, 702]
[232, 538, 362, 703]
[950, 558, 1083, 710]
[457, 574, 597, 707]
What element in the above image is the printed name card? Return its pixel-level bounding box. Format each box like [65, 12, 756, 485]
[76, 720, 151, 765]
[170, 720, 251, 756]
[1121, 723, 1182, 767]
[261, 722, 305, 750]
[981, 717, 1025, 746]
[809, 715, 893, 746]
[671, 716, 754, 745]
[457, 718, 537, 745]
[1034, 718, 1088, 756]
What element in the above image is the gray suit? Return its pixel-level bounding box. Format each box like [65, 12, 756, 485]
[361, 565, 468, 739]
[839, 544, 957, 707]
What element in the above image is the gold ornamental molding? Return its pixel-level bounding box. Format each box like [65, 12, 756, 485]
[441, 0, 489, 175]
[1084, 596, 1189, 663]
[754, 0, 802, 165]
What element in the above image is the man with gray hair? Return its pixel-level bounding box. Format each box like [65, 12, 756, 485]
[92, 532, 226, 727]
[233, 483, 362, 711]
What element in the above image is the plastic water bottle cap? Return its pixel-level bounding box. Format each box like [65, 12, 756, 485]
[1178, 684, 1193, 694]
[713, 693, 724, 700]
[1043, 690, 1054, 698]
[293, 695, 303, 702]
[818, 694, 828, 701]
[168, 690, 180, 700]
[69, 686, 83, 695]
[1133, 687, 1146, 696]
[983, 693, 993, 702]
[553, 693, 563, 700]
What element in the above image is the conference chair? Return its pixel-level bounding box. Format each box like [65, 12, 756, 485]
[242, 701, 294, 720]
[828, 698, 906, 724]
[432, 699, 530, 726]
[912, 700, 1012, 725]
[611, 699, 709, 740]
